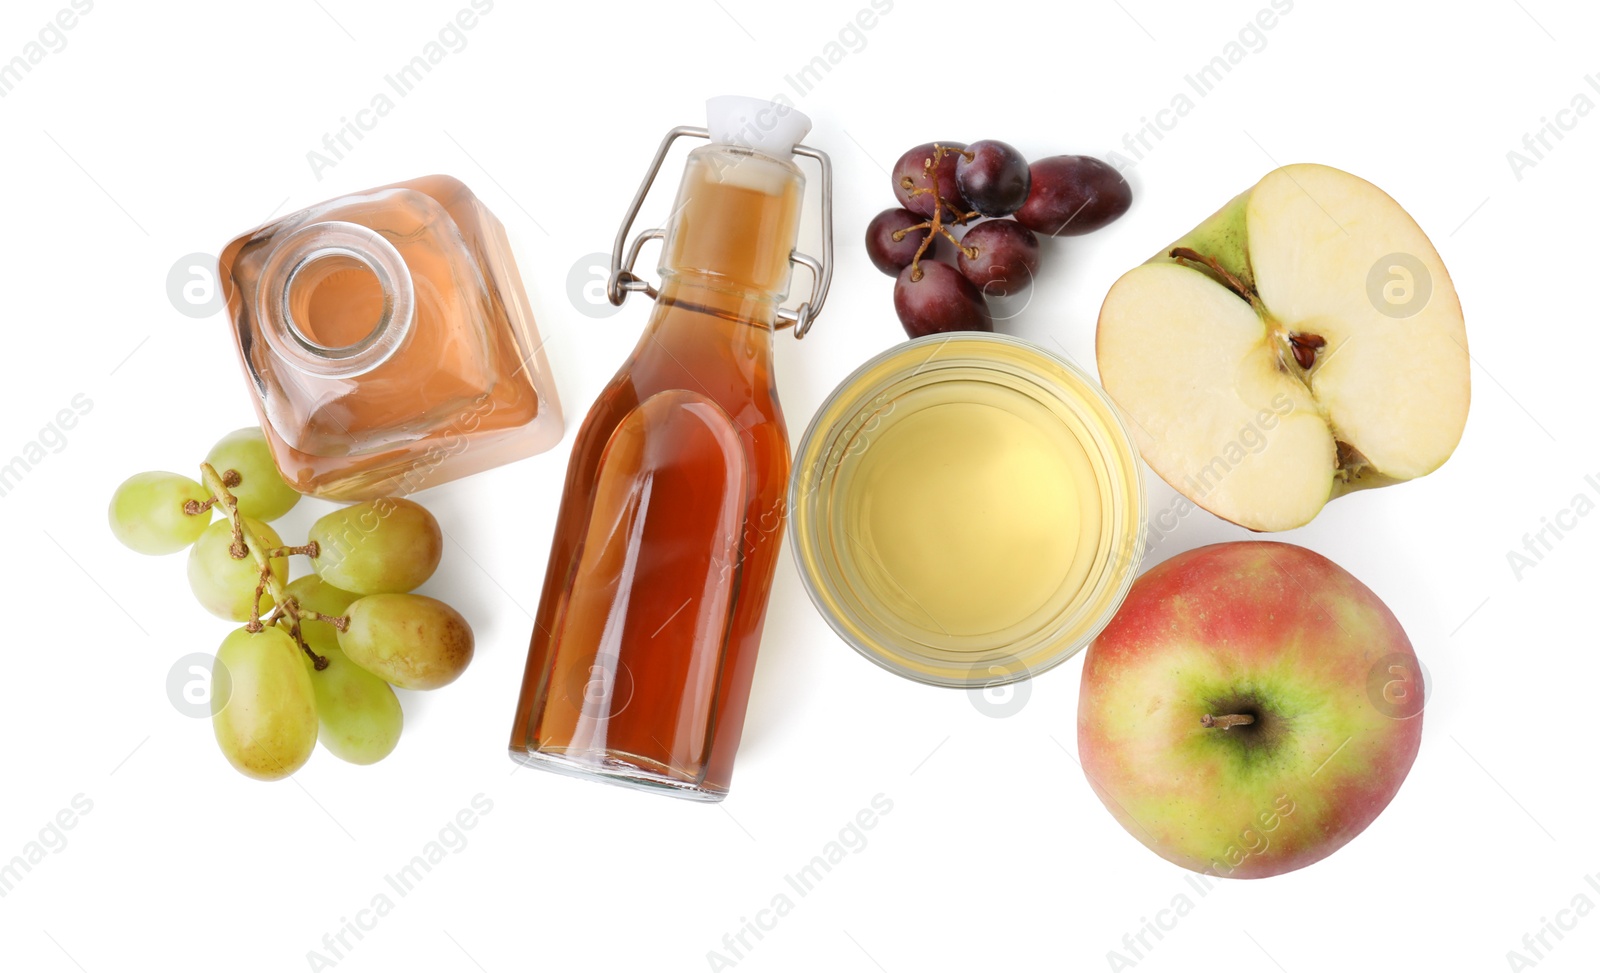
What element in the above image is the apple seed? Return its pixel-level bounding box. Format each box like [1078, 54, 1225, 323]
[1288, 332, 1327, 370]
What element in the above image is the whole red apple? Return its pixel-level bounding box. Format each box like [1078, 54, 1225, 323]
[1077, 541, 1423, 879]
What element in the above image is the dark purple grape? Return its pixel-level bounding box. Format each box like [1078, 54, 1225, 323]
[955, 140, 1031, 217]
[1015, 155, 1133, 236]
[957, 220, 1040, 298]
[865, 208, 927, 277]
[891, 142, 968, 220]
[892, 261, 993, 338]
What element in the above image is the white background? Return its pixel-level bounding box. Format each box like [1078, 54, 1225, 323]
[1, 1, 1594, 970]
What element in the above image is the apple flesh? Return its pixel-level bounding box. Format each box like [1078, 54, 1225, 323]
[1077, 541, 1422, 879]
[1096, 164, 1470, 531]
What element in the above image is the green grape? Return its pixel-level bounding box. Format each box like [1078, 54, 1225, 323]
[304, 638, 403, 765]
[309, 497, 443, 595]
[206, 427, 300, 521]
[212, 626, 318, 781]
[108, 472, 213, 555]
[187, 517, 288, 621]
[339, 593, 474, 690]
[284, 575, 403, 764]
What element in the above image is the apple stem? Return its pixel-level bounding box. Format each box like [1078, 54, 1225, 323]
[1201, 713, 1255, 730]
[1169, 247, 1259, 310]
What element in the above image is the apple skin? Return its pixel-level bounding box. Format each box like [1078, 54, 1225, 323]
[1077, 541, 1422, 879]
[1157, 188, 1252, 288]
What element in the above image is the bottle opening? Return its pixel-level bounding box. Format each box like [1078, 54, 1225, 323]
[286, 249, 388, 351]
[256, 221, 415, 378]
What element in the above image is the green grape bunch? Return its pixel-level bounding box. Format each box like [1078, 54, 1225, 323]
[109, 428, 476, 781]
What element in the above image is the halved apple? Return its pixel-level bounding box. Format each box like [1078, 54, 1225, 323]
[1096, 164, 1469, 531]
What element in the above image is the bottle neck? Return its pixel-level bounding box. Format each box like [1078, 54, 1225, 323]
[256, 220, 414, 379]
[654, 274, 782, 331]
[656, 144, 805, 313]
[640, 276, 778, 393]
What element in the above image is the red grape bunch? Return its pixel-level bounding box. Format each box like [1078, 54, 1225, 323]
[865, 141, 1134, 338]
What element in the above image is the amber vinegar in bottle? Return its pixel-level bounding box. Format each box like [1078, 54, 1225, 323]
[509, 99, 823, 800]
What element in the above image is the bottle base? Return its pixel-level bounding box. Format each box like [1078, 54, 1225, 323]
[507, 748, 726, 803]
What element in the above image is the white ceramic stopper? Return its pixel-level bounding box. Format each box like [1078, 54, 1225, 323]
[706, 96, 812, 157]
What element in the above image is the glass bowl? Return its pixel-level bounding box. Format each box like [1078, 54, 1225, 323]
[788, 333, 1146, 688]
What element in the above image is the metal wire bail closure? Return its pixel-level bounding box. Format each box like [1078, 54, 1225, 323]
[606, 126, 834, 339]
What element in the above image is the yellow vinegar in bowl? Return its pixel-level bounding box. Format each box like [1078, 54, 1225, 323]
[789, 334, 1146, 688]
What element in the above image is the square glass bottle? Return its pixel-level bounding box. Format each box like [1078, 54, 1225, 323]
[218, 174, 562, 500]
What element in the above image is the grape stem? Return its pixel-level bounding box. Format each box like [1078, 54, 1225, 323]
[198, 461, 331, 671]
[898, 144, 980, 281]
[302, 609, 349, 632]
[181, 470, 241, 517]
[254, 602, 286, 630]
[269, 543, 320, 559]
[247, 564, 272, 632]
